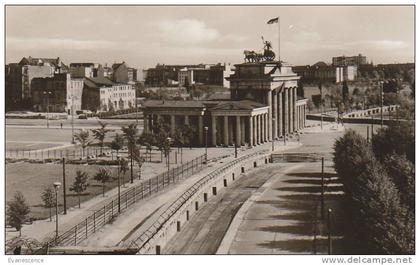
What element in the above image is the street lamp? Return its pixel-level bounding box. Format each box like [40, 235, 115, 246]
[379, 81, 384, 128]
[43, 91, 52, 129]
[71, 94, 75, 144]
[53, 181, 61, 241]
[116, 155, 121, 213]
[166, 137, 171, 171]
[204, 126, 208, 162]
[271, 118, 275, 152]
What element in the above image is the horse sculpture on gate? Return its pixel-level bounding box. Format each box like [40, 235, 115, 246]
[243, 36, 276, 63]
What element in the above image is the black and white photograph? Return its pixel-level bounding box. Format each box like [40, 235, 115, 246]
[2, 1, 416, 262]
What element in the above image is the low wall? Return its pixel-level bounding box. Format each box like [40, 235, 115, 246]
[136, 152, 271, 254]
[342, 105, 398, 118]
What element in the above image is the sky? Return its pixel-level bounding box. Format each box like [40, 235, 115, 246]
[5, 5, 415, 69]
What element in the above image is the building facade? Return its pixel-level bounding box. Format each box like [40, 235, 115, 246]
[5, 56, 69, 110]
[142, 61, 307, 147]
[82, 76, 135, 112]
[31, 73, 83, 114]
[332, 54, 367, 66]
[69, 63, 104, 78]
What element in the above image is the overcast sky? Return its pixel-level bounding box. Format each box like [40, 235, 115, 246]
[6, 5, 414, 69]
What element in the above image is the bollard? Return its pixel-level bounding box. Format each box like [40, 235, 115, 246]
[265, 158, 268, 164]
[253, 161, 257, 168]
[204, 193, 208, 202]
[223, 179, 227, 187]
[241, 167, 245, 173]
[186, 210, 190, 221]
[232, 173, 235, 180]
[177, 221, 181, 232]
[212, 187, 217, 195]
[156, 245, 161, 255]
[195, 201, 199, 211]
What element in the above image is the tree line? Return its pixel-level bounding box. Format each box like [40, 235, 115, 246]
[333, 122, 414, 254]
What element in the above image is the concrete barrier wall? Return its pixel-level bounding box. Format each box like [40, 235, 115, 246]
[138, 153, 271, 254]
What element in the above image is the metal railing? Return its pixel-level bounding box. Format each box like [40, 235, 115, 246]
[49, 154, 207, 247]
[129, 149, 268, 251]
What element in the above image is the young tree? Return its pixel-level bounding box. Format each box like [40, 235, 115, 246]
[131, 146, 145, 180]
[181, 124, 195, 149]
[138, 132, 154, 162]
[119, 158, 129, 183]
[73, 129, 92, 159]
[69, 170, 89, 208]
[93, 167, 112, 197]
[7, 192, 30, 236]
[41, 186, 55, 221]
[91, 121, 113, 154]
[110, 133, 124, 157]
[122, 123, 138, 183]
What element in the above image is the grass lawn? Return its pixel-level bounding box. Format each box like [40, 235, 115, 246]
[6, 162, 133, 221]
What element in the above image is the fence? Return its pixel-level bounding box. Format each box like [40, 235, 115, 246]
[129, 150, 267, 251]
[6, 146, 181, 162]
[6, 146, 114, 160]
[49, 154, 207, 247]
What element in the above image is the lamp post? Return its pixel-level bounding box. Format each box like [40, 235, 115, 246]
[43, 91, 52, 129]
[327, 208, 333, 255]
[204, 126, 208, 162]
[53, 181, 61, 241]
[117, 155, 121, 213]
[166, 137, 171, 171]
[71, 95, 75, 144]
[271, 118, 275, 151]
[379, 81, 384, 128]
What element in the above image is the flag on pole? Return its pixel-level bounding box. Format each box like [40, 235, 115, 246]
[267, 17, 279, 24]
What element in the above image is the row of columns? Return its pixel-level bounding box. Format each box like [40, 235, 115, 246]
[268, 86, 299, 139]
[211, 113, 269, 147]
[296, 104, 306, 130]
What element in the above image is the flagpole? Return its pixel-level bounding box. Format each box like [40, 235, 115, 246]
[278, 17, 281, 65]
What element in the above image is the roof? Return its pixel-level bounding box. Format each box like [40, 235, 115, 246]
[142, 100, 206, 109]
[84, 76, 114, 88]
[70, 63, 95, 67]
[112, 62, 126, 70]
[211, 100, 267, 111]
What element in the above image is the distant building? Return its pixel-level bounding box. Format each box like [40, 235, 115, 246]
[112, 61, 129, 83]
[31, 73, 84, 114]
[5, 56, 68, 110]
[332, 54, 367, 66]
[69, 63, 104, 78]
[82, 76, 135, 112]
[292, 62, 357, 83]
[127, 67, 138, 83]
[103, 65, 113, 78]
[147, 63, 233, 88]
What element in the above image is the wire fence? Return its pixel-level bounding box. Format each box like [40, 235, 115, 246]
[5, 146, 114, 160]
[129, 150, 268, 251]
[44, 154, 207, 248]
[6, 146, 183, 163]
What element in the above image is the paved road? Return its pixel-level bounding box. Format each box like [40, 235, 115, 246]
[164, 123, 367, 254]
[164, 165, 283, 254]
